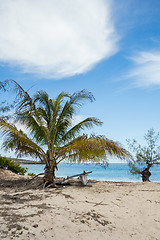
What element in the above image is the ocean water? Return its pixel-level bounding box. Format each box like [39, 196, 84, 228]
[21, 162, 160, 182]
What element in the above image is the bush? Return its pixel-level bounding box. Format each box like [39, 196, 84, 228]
[28, 172, 36, 176]
[0, 156, 27, 175]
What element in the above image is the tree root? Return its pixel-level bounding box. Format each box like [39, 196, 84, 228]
[43, 181, 49, 190]
[28, 173, 45, 182]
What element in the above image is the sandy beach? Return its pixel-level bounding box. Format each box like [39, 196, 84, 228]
[0, 169, 160, 240]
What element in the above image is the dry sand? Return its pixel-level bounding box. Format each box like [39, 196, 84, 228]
[0, 169, 160, 240]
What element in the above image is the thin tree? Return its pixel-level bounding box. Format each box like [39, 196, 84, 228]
[127, 128, 160, 182]
[0, 81, 131, 183]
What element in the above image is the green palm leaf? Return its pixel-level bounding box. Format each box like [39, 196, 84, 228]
[0, 118, 48, 164]
[56, 134, 131, 163]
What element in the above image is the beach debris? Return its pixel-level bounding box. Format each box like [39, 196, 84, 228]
[59, 170, 92, 186]
[84, 200, 108, 207]
[76, 211, 112, 227]
[32, 224, 38, 228]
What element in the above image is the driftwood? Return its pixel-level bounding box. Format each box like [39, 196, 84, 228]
[60, 171, 92, 186]
[27, 170, 92, 188]
[65, 171, 92, 179]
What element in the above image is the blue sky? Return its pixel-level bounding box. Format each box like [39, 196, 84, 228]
[0, 0, 160, 151]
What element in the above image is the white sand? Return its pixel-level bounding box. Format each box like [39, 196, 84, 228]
[0, 169, 160, 240]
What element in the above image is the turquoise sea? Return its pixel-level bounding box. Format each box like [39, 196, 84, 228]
[22, 162, 160, 182]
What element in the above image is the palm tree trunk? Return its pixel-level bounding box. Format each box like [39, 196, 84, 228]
[44, 169, 54, 182]
[44, 159, 56, 182]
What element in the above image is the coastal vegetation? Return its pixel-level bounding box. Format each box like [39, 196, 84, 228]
[0, 80, 130, 184]
[127, 128, 160, 181]
[0, 156, 27, 175]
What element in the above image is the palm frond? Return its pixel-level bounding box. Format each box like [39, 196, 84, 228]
[0, 80, 9, 91]
[34, 91, 52, 124]
[53, 91, 70, 110]
[58, 117, 103, 144]
[56, 134, 131, 163]
[5, 79, 35, 112]
[17, 110, 50, 147]
[0, 118, 48, 164]
[51, 90, 95, 148]
[70, 89, 95, 107]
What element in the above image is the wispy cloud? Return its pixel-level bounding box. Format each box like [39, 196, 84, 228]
[0, 0, 118, 79]
[126, 51, 160, 87]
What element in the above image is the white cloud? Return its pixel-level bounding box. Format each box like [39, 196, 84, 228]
[0, 0, 118, 78]
[127, 51, 160, 87]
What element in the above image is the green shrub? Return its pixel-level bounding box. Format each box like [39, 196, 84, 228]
[28, 172, 36, 176]
[0, 156, 27, 175]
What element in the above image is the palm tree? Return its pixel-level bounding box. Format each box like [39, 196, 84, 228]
[0, 82, 131, 182]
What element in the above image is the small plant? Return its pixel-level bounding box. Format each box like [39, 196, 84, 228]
[28, 172, 36, 176]
[0, 156, 27, 175]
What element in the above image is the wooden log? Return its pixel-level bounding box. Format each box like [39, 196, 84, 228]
[60, 171, 92, 186]
[66, 171, 92, 180]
